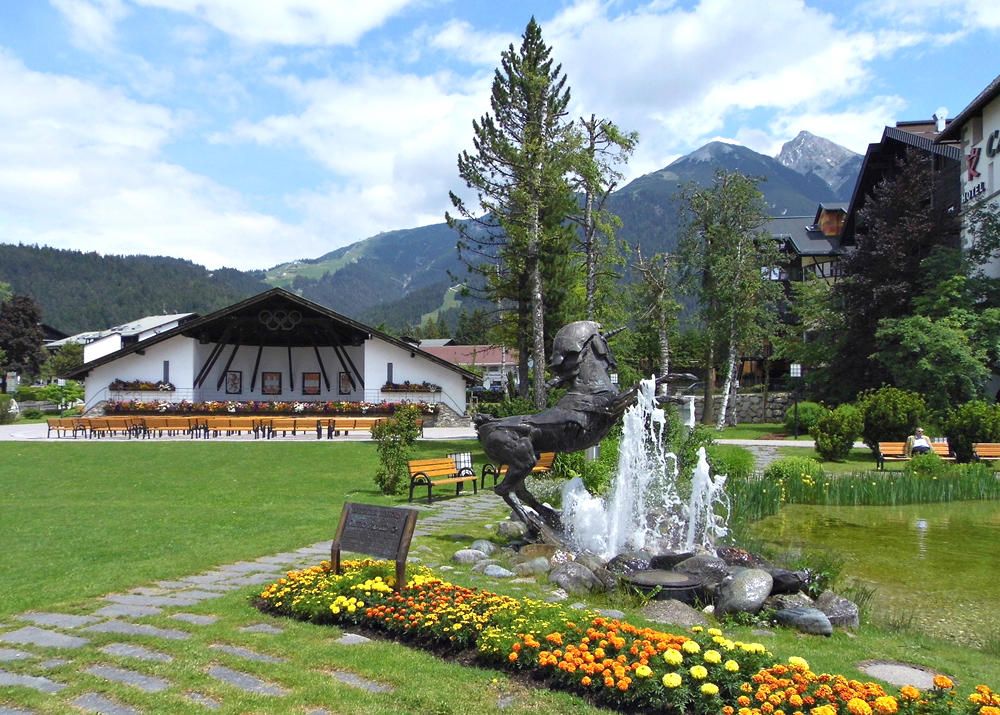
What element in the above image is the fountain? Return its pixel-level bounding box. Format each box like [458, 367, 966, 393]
[561, 377, 730, 562]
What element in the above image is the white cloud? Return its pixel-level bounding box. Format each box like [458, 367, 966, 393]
[50, 0, 128, 51]
[0, 52, 316, 269]
[131, 0, 420, 45]
[427, 19, 517, 66]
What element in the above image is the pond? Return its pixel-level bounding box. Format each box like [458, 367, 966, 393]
[747, 500, 1000, 646]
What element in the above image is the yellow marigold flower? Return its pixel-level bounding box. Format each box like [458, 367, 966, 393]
[979, 706, 1000, 715]
[635, 664, 653, 678]
[662, 672, 683, 688]
[788, 656, 809, 670]
[704, 649, 722, 664]
[664, 649, 684, 666]
[691, 626, 704, 633]
[708, 628, 723, 637]
[725, 660, 740, 672]
[701, 682, 720, 695]
[690, 665, 708, 679]
[873, 695, 898, 714]
[812, 706, 837, 715]
[933, 675, 954, 690]
[682, 640, 701, 654]
[847, 697, 873, 715]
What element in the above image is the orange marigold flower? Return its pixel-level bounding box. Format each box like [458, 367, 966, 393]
[846, 697, 873, 715]
[581, 676, 591, 686]
[873, 696, 898, 714]
[508, 652, 518, 662]
[900, 686, 920, 700]
[933, 675, 954, 690]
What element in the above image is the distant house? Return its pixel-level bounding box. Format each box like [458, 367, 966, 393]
[68, 288, 478, 417]
[768, 203, 848, 285]
[48, 313, 197, 360]
[419, 342, 518, 391]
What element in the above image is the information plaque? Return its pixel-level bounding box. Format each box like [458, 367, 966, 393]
[331, 502, 418, 591]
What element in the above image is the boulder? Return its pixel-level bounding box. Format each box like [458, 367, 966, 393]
[469, 539, 499, 556]
[674, 554, 731, 586]
[764, 592, 814, 611]
[496, 521, 528, 539]
[452, 549, 488, 564]
[471, 560, 500, 573]
[512, 557, 552, 576]
[517, 543, 560, 561]
[482, 564, 515, 578]
[606, 551, 652, 576]
[715, 568, 773, 615]
[590, 566, 619, 592]
[768, 568, 807, 595]
[648, 551, 695, 569]
[716, 546, 770, 568]
[549, 562, 602, 594]
[815, 590, 860, 628]
[773, 606, 833, 636]
[641, 599, 709, 629]
[573, 552, 606, 572]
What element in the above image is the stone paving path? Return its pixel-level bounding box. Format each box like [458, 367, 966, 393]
[0, 491, 508, 714]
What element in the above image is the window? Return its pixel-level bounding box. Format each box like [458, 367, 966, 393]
[386, 362, 393, 384]
[162, 360, 169, 383]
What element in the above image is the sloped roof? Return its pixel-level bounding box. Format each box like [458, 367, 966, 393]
[48, 313, 196, 348]
[421, 344, 518, 367]
[937, 73, 1000, 142]
[767, 216, 840, 256]
[68, 288, 479, 383]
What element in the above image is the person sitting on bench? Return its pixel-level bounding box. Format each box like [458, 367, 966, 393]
[907, 428, 932, 455]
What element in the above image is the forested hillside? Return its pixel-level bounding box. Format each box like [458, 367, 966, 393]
[0, 244, 268, 334]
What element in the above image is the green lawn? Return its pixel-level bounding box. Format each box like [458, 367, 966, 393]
[2, 439, 998, 713]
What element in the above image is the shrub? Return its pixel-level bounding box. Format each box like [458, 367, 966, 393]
[762, 456, 826, 484]
[810, 404, 862, 461]
[782, 401, 826, 436]
[707, 444, 756, 480]
[856, 386, 926, 452]
[903, 452, 949, 480]
[371, 404, 422, 495]
[942, 399, 1000, 463]
[21, 408, 44, 420]
[552, 429, 621, 495]
[12, 386, 42, 401]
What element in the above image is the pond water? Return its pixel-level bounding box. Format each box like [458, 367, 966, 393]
[747, 500, 1000, 646]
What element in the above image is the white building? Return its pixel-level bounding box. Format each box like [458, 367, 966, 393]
[937, 73, 1000, 276]
[69, 288, 478, 417]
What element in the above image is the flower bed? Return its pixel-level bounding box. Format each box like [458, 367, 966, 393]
[381, 381, 441, 393]
[109, 379, 175, 392]
[256, 559, 999, 714]
[105, 399, 438, 416]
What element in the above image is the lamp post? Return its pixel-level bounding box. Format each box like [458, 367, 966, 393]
[790, 363, 802, 438]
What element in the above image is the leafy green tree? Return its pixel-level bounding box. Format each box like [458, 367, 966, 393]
[678, 170, 781, 427]
[39, 380, 84, 409]
[810, 404, 862, 462]
[453, 308, 496, 345]
[0, 294, 46, 392]
[42, 341, 83, 379]
[827, 148, 961, 402]
[447, 18, 579, 409]
[855, 386, 926, 453]
[630, 247, 681, 389]
[371, 404, 422, 495]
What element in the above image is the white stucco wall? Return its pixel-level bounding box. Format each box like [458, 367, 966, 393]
[365, 337, 468, 414]
[85, 335, 196, 406]
[957, 92, 1000, 277]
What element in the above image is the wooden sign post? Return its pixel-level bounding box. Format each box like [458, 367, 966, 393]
[331, 502, 418, 591]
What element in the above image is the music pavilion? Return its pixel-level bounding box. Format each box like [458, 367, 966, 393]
[69, 287, 479, 418]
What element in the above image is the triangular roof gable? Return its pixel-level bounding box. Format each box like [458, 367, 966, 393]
[69, 287, 479, 383]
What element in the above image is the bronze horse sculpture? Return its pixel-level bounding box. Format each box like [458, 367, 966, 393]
[475, 321, 671, 534]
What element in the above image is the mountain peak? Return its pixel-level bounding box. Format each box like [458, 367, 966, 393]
[775, 131, 861, 194]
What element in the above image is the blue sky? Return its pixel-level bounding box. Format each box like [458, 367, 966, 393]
[0, 1, 997, 270]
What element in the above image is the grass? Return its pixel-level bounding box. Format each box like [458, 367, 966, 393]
[2, 438, 999, 713]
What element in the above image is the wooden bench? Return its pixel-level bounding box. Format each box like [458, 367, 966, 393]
[408, 457, 477, 503]
[481, 451, 556, 488]
[46, 417, 79, 438]
[877, 440, 954, 469]
[973, 443, 1000, 463]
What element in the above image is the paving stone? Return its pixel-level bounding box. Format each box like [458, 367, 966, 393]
[100, 643, 173, 662]
[335, 633, 371, 645]
[71, 692, 140, 715]
[206, 665, 289, 695]
[180, 572, 230, 585]
[104, 594, 203, 607]
[84, 664, 171, 692]
[329, 670, 394, 693]
[217, 561, 273, 573]
[129, 587, 171, 596]
[0, 668, 66, 693]
[186, 692, 221, 709]
[175, 590, 224, 602]
[14, 613, 100, 629]
[209, 644, 284, 662]
[93, 604, 163, 618]
[38, 658, 70, 668]
[184, 583, 240, 592]
[0, 706, 35, 714]
[239, 623, 282, 634]
[255, 553, 302, 564]
[0, 648, 32, 662]
[82, 620, 191, 640]
[0, 626, 90, 649]
[155, 580, 192, 589]
[225, 573, 280, 586]
[171, 613, 219, 625]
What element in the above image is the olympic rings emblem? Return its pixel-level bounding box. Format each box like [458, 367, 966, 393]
[258, 309, 302, 331]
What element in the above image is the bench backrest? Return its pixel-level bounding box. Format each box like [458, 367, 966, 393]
[408, 458, 459, 478]
[930, 442, 952, 457]
[973, 443, 1000, 457]
[878, 442, 908, 457]
[534, 452, 556, 470]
